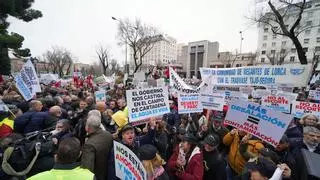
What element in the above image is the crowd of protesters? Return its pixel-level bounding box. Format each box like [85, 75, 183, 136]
[0, 73, 319, 180]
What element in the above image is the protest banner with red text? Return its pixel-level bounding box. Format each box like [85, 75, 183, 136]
[291, 101, 320, 118]
[261, 95, 291, 113]
[178, 92, 203, 114]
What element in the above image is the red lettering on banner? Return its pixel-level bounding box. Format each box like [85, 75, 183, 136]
[296, 102, 320, 112]
[116, 154, 142, 180]
[224, 119, 278, 146]
[181, 101, 198, 109]
[264, 96, 288, 104]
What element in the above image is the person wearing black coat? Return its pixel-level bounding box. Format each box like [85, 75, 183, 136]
[154, 121, 169, 160]
[201, 134, 227, 180]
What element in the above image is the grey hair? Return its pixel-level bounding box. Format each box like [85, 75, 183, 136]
[86, 115, 101, 130]
[301, 114, 319, 123]
[88, 110, 101, 119]
[303, 126, 320, 134]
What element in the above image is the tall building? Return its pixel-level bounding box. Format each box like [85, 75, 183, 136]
[129, 34, 177, 71]
[257, 0, 320, 65]
[177, 40, 219, 78]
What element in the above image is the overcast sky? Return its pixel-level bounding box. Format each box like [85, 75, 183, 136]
[8, 0, 260, 65]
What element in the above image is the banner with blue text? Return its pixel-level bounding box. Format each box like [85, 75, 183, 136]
[126, 87, 170, 123]
[200, 64, 311, 87]
[225, 100, 293, 147]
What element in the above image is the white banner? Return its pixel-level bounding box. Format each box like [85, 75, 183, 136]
[225, 100, 293, 147]
[199, 85, 225, 111]
[113, 141, 147, 180]
[261, 95, 291, 113]
[21, 60, 41, 93]
[308, 90, 320, 101]
[200, 64, 312, 87]
[95, 90, 106, 102]
[126, 87, 170, 123]
[292, 101, 320, 118]
[170, 67, 196, 93]
[178, 92, 203, 114]
[15, 74, 33, 101]
[225, 90, 248, 105]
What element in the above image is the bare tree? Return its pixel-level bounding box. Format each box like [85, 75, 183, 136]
[266, 49, 289, 65]
[42, 47, 74, 77]
[253, 0, 316, 64]
[110, 59, 120, 74]
[96, 45, 111, 75]
[116, 18, 162, 73]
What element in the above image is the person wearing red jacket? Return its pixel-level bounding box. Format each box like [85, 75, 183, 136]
[167, 133, 204, 180]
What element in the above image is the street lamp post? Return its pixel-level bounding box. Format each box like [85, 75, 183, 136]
[112, 17, 128, 75]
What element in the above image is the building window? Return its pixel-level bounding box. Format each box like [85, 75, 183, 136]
[262, 43, 267, 48]
[304, 38, 310, 44]
[306, 21, 312, 26]
[263, 35, 268, 40]
[305, 29, 311, 35]
[226, 64, 231, 68]
[315, 46, 320, 52]
[281, 41, 286, 46]
[261, 58, 265, 63]
[236, 64, 242, 67]
[303, 47, 308, 52]
[272, 34, 277, 39]
[261, 50, 266, 55]
[290, 56, 295, 62]
[291, 48, 296, 53]
[272, 42, 276, 47]
[318, 28, 320, 34]
[264, 28, 268, 33]
[317, 37, 320, 43]
[271, 50, 276, 54]
[280, 49, 286, 54]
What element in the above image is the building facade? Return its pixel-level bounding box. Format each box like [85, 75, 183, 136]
[210, 52, 256, 68]
[129, 34, 177, 71]
[176, 40, 219, 78]
[257, 0, 320, 65]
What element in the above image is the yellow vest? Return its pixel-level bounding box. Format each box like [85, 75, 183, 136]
[0, 118, 14, 129]
[27, 166, 94, 180]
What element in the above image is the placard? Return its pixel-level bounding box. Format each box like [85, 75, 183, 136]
[200, 64, 312, 87]
[199, 85, 225, 111]
[95, 90, 106, 102]
[178, 92, 203, 114]
[126, 87, 170, 123]
[225, 90, 248, 105]
[225, 100, 293, 147]
[113, 141, 147, 180]
[292, 101, 320, 118]
[308, 90, 320, 101]
[261, 95, 291, 113]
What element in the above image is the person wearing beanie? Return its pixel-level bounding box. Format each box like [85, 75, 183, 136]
[138, 144, 169, 180]
[167, 133, 204, 180]
[201, 134, 227, 180]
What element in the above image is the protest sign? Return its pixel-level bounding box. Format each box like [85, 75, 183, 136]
[39, 73, 59, 85]
[113, 141, 147, 180]
[169, 67, 196, 93]
[15, 74, 33, 101]
[126, 87, 170, 123]
[225, 100, 293, 146]
[239, 86, 254, 96]
[0, 99, 9, 111]
[252, 89, 271, 99]
[225, 90, 248, 105]
[200, 64, 312, 87]
[95, 90, 106, 102]
[308, 90, 320, 101]
[21, 60, 41, 93]
[178, 92, 203, 114]
[261, 95, 291, 113]
[199, 85, 225, 111]
[291, 101, 320, 118]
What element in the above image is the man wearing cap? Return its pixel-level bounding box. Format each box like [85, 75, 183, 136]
[168, 133, 204, 180]
[202, 134, 226, 180]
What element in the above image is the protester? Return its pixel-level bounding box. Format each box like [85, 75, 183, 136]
[138, 144, 169, 180]
[154, 121, 169, 160]
[201, 134, 227, 180]
[168, 133, 204, 180]
[51, 119, 73, 145]
[81, 114, 113, 180]
[27, 137, 94, 180]
[223, 129, 264, 177]
[0, 105, 22, 138]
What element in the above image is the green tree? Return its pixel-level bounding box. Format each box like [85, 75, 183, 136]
[0, 0, 42, 75]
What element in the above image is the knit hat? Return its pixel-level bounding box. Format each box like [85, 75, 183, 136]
[138, 144, 157, 161]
